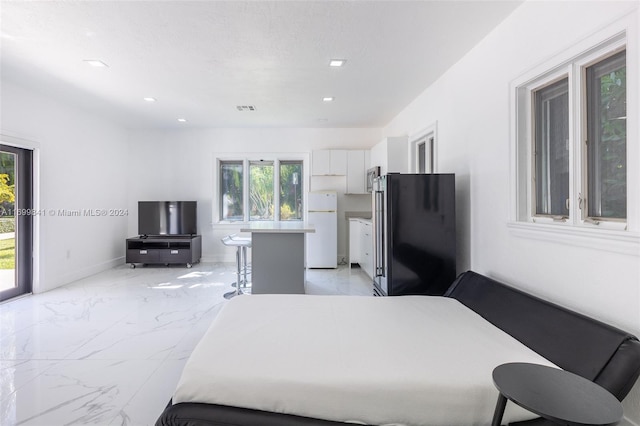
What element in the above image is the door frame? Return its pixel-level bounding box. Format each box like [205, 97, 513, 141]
[0, 134, 39, 301]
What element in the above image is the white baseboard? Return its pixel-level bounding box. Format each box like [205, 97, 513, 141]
[201, 255, 228, 263]
[37, 256, 125, 293]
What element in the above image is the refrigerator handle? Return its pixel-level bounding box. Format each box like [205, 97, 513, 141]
[374, 190, 385, 277]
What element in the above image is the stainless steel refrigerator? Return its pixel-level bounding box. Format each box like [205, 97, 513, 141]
[372, 174, 456, 296]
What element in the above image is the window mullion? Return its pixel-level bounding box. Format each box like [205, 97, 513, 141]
[570, 63, 581, 226]
[243, 159, 250, 222]
[274, 159, 280, 221]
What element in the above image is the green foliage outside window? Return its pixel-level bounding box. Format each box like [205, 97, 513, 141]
[0, 238, 15, 269]
[0, 174, 15, 204]
[0, 152, 15, 217]
[0, 153, 15, 270]
[586, 49, 626, 220]
[221, 162, 243, 220]
[595, 67, 626, 218]
[221, 159, 303, 221]
[279, 163, 302, 220]
[250, 163, 274, 220]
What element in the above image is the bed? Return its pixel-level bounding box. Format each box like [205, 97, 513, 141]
[155, 271, 640, 426]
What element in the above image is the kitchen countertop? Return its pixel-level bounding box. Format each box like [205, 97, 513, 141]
[240, 221, 315, 233]
[345, 211, 372, 220]
[349, 217, 372, 224]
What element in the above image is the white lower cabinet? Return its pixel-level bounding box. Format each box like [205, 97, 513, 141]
[349, 218, 374, 279]
[348, 219, 361, 264]
[360, 221, 373, 279]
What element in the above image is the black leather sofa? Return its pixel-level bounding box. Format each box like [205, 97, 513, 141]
[157, 271, 640, 426]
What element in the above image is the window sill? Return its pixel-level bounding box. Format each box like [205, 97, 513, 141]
[507, 221, 640, 256]
[211, 221, 248, 228]
[212, 220, 304, 228]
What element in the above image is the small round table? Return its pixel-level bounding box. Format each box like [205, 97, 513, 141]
[491, 362, 623, 426]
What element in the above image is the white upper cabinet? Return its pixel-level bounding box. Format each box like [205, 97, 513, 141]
[312, 150, 331, 175]
[331, 150, 347, 175]
[369, 136, 408, 176]
[346, 150, 370, 194]
[312, 150, 347, 175]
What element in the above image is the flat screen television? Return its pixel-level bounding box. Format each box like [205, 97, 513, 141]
[138, 201, 197, 236]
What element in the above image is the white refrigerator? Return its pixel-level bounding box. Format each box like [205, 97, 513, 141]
[306, 191, 337, 268]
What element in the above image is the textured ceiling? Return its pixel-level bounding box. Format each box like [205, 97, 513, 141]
[0, 1, 522, 129]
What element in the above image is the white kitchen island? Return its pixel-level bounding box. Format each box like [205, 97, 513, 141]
[240, 222, 315, 294]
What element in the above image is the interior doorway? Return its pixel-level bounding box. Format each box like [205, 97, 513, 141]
[0, 144, 33, 302]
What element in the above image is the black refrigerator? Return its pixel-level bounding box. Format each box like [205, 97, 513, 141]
[372, 173, 456, 296]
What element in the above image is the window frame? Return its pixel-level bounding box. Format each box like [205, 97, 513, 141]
[532, 75, 571, 219]
[278, 160, 304, 221]
[248, 160, 275, 221]
[219, 160, 244, 222]
[581, 49, 627, 223]
[215, 153, 308, 224]
[508, 15, 638, 255]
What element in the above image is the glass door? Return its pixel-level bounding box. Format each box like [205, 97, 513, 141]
[0, 145, 33, 302]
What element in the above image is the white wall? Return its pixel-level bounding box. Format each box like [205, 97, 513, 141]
[1, 80, 129, 293]
[126, 128, 382, 263]
[384, 1, 640, 422]
[0, 79, 380, 286]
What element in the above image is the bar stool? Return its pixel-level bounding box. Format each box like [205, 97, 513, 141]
[221, 234, 252, 299]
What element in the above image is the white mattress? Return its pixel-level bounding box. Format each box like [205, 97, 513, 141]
[174, 295, 557, 426]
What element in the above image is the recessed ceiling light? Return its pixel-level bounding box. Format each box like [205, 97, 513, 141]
[143, 97, 156, 102]
[329, 59, 346, 67]
[177, 118, 187, 123]
[317, 118, 329, 122]
[83, 59, 108, 68]
[322, 97, 334, 102]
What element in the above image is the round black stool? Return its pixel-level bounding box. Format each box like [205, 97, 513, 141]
[491, 362, 623, 426]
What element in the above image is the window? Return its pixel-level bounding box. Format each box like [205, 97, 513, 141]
[585, 50, 626, 220]
[513, 33, 630, 231]
[416, 137, 434, 173]
[279, 161, 302, 220]
[220, 162, 243, 221]
[417, 141, 426, 173]
[410, 122, 437, 173]
[218, 158, 304, 222]
[534, 78, 570, 217]
[249, 161, 274, 220]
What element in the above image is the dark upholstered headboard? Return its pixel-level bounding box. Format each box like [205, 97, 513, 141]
[445, 271, 640, 401]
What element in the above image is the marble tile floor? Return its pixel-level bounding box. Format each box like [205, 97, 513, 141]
[0, 263, 373, 426]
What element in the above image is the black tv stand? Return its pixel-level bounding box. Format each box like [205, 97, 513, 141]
[126, 235, 202, 268]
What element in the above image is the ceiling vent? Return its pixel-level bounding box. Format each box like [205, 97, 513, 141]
[236, 105, 256, 112]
